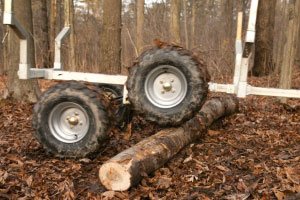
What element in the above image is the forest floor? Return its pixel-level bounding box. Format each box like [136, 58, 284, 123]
[0, 70, 299, 200]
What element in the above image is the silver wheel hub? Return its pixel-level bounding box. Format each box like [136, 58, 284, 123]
[48, 102, 89, 143]
[145, 65, 188, 108]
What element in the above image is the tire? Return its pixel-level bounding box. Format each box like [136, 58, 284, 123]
[126, 46, 210, 126]
[97, 83, 123, 100]
[32, 82, 109, 158]
[96, 84, 133, 129]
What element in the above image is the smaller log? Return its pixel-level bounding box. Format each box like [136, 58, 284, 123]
[99, 95, 238, 191]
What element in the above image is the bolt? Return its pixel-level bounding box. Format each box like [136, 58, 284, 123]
[68, 116, 79, 126]
[161, 90, 165, 94]
[172, 90, 176, 93]
[163, 82, 172, 92]
[159, 80, 164, 84]
[171, 79, 174, 83]
[75, 112, 79, 116]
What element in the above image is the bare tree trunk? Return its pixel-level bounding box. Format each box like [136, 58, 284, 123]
[100, 0, 122, 74]
[253, 0, 276, 76]
[49, 0, 57, 66]
[0, 0, 6, 75]
[99, 96, 238, 191]
[183, 0, 189, 49]
[32, 0, 50, 68]
[4, 0, 40, 102]
[194, 0, 209, 49]
[297, 43, 300, 67]
[296, 4, 300, 68]
[136, 0, 144, 54]
[221, 0, 234, 43]
[170, 0, 181, 44]
[279, 0, 300, 103]
[64, 0, 76, 71]
[190, 0, 196, 48]
[273, 1, 287, 73]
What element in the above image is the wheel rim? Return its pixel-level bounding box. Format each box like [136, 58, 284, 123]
[48, 102, 90, 143]
[144, 65, 188, 108]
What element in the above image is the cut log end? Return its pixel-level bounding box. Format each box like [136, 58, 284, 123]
[99, 162, 131, 191]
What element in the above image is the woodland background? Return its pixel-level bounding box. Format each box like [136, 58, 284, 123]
[0, 0, 299, 102]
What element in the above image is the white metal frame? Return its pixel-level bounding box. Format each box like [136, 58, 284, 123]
[3, 0, 300, 101]
[209, 0, 300, 99]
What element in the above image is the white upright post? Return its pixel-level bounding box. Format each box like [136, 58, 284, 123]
[233, 12, 243, 87]
[237, 0, 259, 98]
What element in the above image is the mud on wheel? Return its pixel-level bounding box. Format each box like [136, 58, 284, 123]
[96, 84, 132, 129]
[126, 46, 210, 126]
[32, 82, 109, 158]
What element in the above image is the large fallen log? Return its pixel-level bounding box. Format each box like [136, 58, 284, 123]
[99, 95, 238, 191]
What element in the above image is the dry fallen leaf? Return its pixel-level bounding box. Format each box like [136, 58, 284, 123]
[156, 175, 172, 189]
[102, 191, 115, 199]
[183, 155, 193, 163]
[216, 165, 230, 172]
[26, 175, 33, 187]
[224, 193, 250, 200]
[208, 130, 221, 136]
[273, 189, 285, 200]
[285, 166, 300, 185]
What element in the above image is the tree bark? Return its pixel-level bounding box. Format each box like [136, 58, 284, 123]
[99, 95, 238, 191]
[221, 0, 233, 45]
[193, 0, 209, 49]
[99, 0, 122, 74]
[170, 0, 181, 44]
[190, 0, 196, 48]
[136, 0, 144, 54]
[49, 0, 57, 66]
[4, 0, 40, 102]
[183, 0, 189, 49]
[273, 1, 287, 73]
[295, 2, 300, 68]
[252, 0, 276, 76]
[32, 0, 50, 68]
[64, 0, 76, 71]
[279, 0, 300, 103]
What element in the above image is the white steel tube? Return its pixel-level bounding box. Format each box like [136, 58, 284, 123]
[245, 0, 259, 43]
[233, 12, 243, 86]
[248, 86, 300, 98]
[54, 27, 70, 70]
[50, 71, 127, 85]
[3, 0, 14, 24]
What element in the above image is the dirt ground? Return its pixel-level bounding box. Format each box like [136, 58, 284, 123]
[0, 72, 299, 199]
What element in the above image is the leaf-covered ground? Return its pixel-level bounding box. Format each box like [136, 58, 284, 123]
[0, 73, 299, 199]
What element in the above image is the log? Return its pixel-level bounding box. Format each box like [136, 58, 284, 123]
[99, 95, 238, 191]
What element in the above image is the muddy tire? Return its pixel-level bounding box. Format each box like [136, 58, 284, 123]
[97, 84, 132, 129]
[126, 47, 209, 126]
[32, 82, 109, 158]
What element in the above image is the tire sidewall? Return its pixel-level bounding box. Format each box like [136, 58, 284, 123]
[127, 48, 208, 125]
[33, 83, 108, 157]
